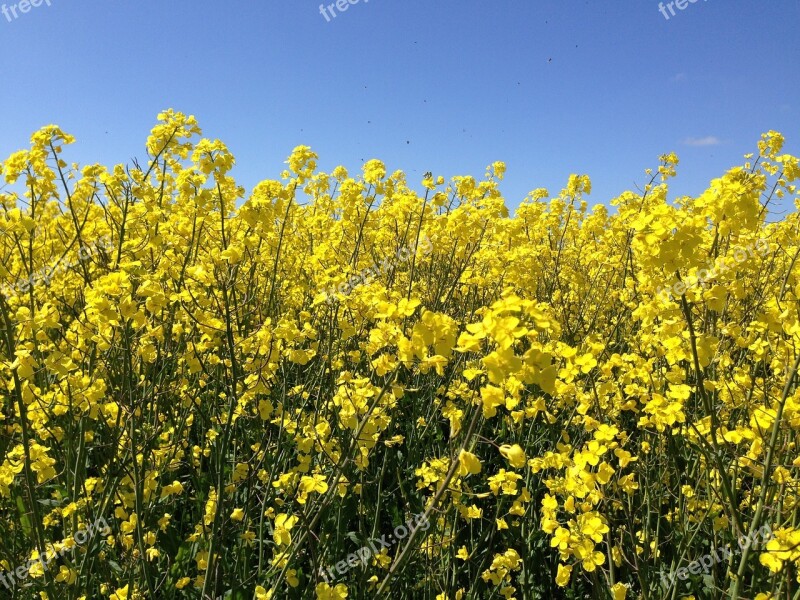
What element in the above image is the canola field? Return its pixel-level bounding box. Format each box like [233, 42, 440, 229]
[2, 111, 800, 600]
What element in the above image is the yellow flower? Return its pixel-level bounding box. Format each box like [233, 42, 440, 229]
[54, 565, 77, 584]
[480, 385, 506, 418]
[555, 563, 572, 587]
[316, 582, 349, 599]
[499, 444, 527, 468]
[110, 585, 129, 600]
[287, 569, 299, 587]
[230, 508, 245, 522]
[299, 474, 329, 503]
[175, 577, 191, 589]
[488, 469, 522, 495]
[610, 582, 628, 600]
[458, 450, 482, 476]
[160, 480, 184, 498]
[254, 585, 274, 599]
[273, 513, 298, 546]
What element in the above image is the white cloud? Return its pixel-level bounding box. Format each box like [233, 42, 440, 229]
[670, 73, 687, 83]
[682, 136, 722, 147]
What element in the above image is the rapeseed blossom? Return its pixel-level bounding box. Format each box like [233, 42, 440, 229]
[0, 115, 797, 599]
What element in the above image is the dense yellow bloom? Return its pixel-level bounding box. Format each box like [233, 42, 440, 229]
[0, 118, 797, 598]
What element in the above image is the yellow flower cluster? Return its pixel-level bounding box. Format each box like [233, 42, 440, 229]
[1, 114, 799, 599]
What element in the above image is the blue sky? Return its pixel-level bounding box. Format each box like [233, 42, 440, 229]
[1, 0, 798, 212]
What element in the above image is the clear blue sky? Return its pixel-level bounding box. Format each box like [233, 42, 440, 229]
[1, 0, 798, 211]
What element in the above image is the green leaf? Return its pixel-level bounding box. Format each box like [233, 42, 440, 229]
[15, 492, 32, 538]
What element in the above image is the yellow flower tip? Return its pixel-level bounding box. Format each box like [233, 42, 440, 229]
[499, 444, 527, 468]
[458, 450, 482, 475]
[555, 563, 572, 587]
[230, 508, 245, 522]
[610, 582, 628, 600]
